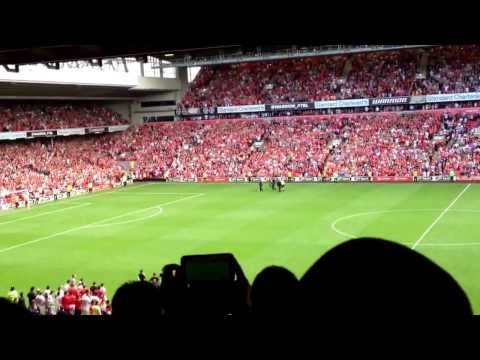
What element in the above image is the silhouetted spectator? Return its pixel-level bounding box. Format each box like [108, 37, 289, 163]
[138, 270, 146, 282]
[17, 292, 26, 309]
[0, 297, 31, 319]
[150, 273, 160, 286]
[300, 238, 472, 319]
[111, 281, 163, 319]
[7, 287, 18, 303]
[160, 264, 183, 317]
[27, 287, 36, 310]
[251, 266, 299, 319]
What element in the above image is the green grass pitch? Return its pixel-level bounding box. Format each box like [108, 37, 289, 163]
[1, 182, 479, 313]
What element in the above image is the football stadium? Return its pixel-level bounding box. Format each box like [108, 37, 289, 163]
[0, 44, 479, 318]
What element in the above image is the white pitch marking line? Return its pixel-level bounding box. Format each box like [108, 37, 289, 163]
[418, 242, 480, 247]
[0, 198, 76, 218]
[0, 182, 157, 216]
[0, 203, 92, 227]
[82, 193, 204, 229]
[68, 182, 157, 203]
[330, 209, 445, 240]
[411, 183, 472, 250]
[87, 208, 164, 229]
[0, 193, 204, 254]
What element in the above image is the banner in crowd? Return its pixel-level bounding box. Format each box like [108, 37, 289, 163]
[85, 127, 108, 135]
[416, 175, 451, 182]
[170, 177, 198, 183]
[369, 97, 410, 106]
[314, 99, 369, 109]
[201, 107, 217, 115]
[109, 125, 130, 132]
[93, 184, 112, 192]
[425, 92, 480, 103]
[372, 176, 412, 182]
[26, 130, 57, 138]
[199, 176, 230, 183]
[217, 104, 266, 114]
[266, 102, 315, 111]
[456, 176, 480, 182]
[353, 176, 371, 182]
[331, 176, 372, 182]
[153, 176, 480, 184]
[335, 176, 355, 182]
[176, 108, 202, 116]
[0, 131, 27, 140]
[178, 91, 480, 117]
[1, 125, 131, 141]
[409, 95, 427, 104]
[57, 128, 86, 136]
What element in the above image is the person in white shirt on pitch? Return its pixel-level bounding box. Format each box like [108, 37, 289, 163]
[97, 284, 107, 301]
[90, 293, 100, 307]
[81, 290, 92, 315]
[35, 291, 46, 315]
[45, 291, 55, 315]
[56, 290, 64, 313]
[69, 274, 77, 286]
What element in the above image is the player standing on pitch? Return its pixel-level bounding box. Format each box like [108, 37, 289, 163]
[66, 184, 72, 198]
[278, 177, 286, 192]
[258, 177, 264, 192]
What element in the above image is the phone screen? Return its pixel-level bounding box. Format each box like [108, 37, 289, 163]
[183, 256, 233, 283]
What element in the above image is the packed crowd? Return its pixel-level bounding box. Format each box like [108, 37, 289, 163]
[1, 109, 479, 205]
[431, 112, 480, 176]
[121, 110, 480, 179]
[412, 46, 480, 95]
[0, 136, 126, 203]
[0, 104, 128, 132]
[6, 275, 110, 315]
[323, 112, 442, 177]
[179, 46, 480, 109]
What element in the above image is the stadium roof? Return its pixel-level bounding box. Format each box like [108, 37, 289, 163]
[0, 43, 241, 66]
[0, 82, 162, 99]
[0, 43, 434, 67]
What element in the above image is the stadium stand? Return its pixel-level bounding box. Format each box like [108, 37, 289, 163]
[0, 104, 128, 132]
[0, 136, 125, 206]
[1, 109, 480, 208]
[412, 46, 480, 95]
[179, 46, 480, 109]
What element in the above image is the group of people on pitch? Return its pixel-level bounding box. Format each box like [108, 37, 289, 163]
[258, 177, 286, 192]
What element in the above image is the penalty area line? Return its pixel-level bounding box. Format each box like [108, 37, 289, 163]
[0, 193, 204, 254]
[0, 203, 92, 227]
[411, 184, 471, 250]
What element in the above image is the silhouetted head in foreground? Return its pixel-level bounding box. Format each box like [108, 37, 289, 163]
[111, 281, 163, 319]
[0, 298, 32, 319]
[251, 266, 299, 318]
[300, 238, 472, 319]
